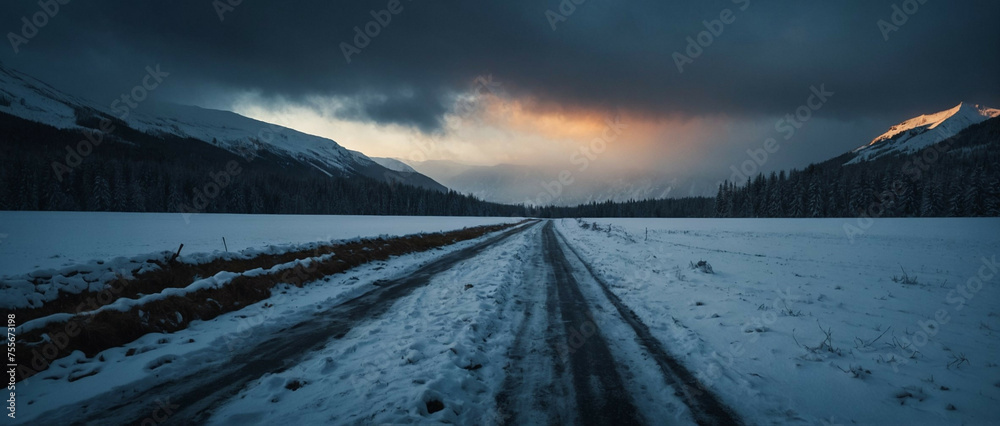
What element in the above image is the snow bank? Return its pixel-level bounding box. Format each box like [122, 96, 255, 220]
[0, 212, 520, 309]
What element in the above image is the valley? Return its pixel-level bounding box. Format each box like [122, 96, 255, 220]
[4, 214, 998, 424]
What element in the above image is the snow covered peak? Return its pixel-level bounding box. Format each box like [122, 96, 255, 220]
[870, 102, 999, 144]
[848, 102, 999, 164]
[0, 63, 103, 129]
[0, 61, 364, 176]
[370, 157, 419, 174]
[127, 102, 375, 176]
[0, 63, 445, 190]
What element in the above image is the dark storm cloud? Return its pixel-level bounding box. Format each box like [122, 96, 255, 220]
[2, 0, 997, 130]
[329, 89, 450, 133]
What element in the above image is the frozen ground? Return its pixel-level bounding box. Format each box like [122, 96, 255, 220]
[8, 217, 1000, 425]
[557, 217, 1000, 425]
[0, 211, 521, 277]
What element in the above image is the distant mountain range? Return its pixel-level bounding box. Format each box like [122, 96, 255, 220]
[0, 60, 995, 218]
[0, 63, 522, 217]
[390, 160, 716, 206]
[0, 63, 446, 192]
[381, 102, 999, 206]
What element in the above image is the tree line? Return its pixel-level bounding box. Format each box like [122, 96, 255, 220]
[0, 112, 523, 217]
[713, 118, 1000, 218]
[2, 111, 996, 219]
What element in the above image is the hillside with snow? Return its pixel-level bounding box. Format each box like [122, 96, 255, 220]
[847, 102, 1000, 164]
[371, 157, 421, 174]
[0, 63, 445, 192]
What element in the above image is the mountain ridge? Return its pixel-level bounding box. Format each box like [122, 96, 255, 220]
[0, 63, 446, 192]
[398, 102, 998, 206]
[846, 102, 999, 165]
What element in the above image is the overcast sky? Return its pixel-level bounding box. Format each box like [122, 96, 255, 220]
[2, 0, 997, 182]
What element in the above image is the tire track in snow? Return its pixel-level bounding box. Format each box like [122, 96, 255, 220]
[553, 223, 742, 426]
[496, 225, 573, 425]
[543, 222, 647, 425]
[499, 222, 645, 424]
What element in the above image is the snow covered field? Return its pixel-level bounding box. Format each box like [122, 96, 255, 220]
[557, 217, 1000, 424]
[7, 217, 999, 425]
[0, 211, 521, 277]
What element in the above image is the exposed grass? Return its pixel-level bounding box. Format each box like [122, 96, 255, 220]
[689, 260, 714, 274]
[947, 353, 970, 370]
[13, 222, 523, 323]
[793, 321, 842, 356]
[838, 364, 871, 379]
[891, 265, 919, 285]
[15, 221, 528, 380]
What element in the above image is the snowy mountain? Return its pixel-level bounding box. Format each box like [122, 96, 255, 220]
[0, 63, 446, 192]
[847, 102, 1000, 164]
[370, 157, 420, 174]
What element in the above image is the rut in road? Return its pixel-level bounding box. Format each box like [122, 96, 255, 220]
[498, 222, 741, 425]
[543, 222, 645, 425]
[495, 225, 573, 425]
[497, 222, 645, 425]
[554, 223, 742, 426]
[44, 221, 538, 426]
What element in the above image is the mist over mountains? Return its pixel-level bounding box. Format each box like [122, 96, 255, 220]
[380, 102, 1000, 209]
[0, 60, 997, 218]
